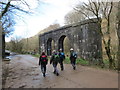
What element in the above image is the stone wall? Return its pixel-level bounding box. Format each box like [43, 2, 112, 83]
[39, 18, 102, 62]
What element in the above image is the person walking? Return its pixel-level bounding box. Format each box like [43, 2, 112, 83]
[70, 48, 77, 70]
[39, 52, 48, 77]
[59, 48, 65, 71]
[50, 50, 60, 76]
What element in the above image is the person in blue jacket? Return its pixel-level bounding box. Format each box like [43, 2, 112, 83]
[59, 49, 65, 71]
[70, 48, 77, 70]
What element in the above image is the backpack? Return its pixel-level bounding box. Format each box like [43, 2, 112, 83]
[71, 52, 77, 59]
[54, 53, 60, 62]
[41, 55, 47, 64]
[59, 52, 65, 59]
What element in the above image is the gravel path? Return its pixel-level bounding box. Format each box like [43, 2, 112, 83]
[3, 54, 118, 88]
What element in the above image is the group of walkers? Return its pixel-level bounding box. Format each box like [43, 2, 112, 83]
[39, 48, 77, 77]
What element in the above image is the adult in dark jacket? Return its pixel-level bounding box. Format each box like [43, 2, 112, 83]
[59, 49, 65, 71]
[39, 52, 48, 77]
[50, 50, 60, 76]
[70, 48, 77, 70]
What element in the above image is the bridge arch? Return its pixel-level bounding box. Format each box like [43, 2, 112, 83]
[58, 35, 66, 51]
[58, 35, 70, 53]
[47, 38, 55, 55]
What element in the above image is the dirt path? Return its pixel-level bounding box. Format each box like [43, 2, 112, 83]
[4, 54, 118, 88]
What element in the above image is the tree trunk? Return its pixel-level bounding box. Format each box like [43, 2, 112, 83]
[0, 21, 5, 59]
[105, 45, 113, 69]
[2, 34, 5, 59]
[104, 2, 114, 69]
[117, 1, 120, 71]
[107, 16, 113, 69]
[0, 22, 2, 60]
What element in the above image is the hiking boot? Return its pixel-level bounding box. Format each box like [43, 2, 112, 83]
[61, 68, 64, 71]
[43, 73, 46, 77]
[56, 73, 59, 76]
[53, 71, 56, 74]
[73, 66, 76, 70]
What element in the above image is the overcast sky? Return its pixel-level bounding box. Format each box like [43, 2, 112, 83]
[4, 0, 120, 42]
[5, 0, 83, 42]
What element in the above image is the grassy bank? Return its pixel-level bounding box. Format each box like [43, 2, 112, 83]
[64, 57, 89, 66]
[32, 53, 40, 58]
[64, 57, 113, 70]
[32, 54, 115, 70]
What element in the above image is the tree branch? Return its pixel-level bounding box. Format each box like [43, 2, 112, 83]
[0, 1, 30, 20]
[0, 1, 11, 19]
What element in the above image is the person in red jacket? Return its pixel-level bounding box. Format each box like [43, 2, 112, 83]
[39, 52, 48, 77]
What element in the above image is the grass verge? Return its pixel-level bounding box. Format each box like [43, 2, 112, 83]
[64, 57, 89, 66]
[32, 54, 39, 58]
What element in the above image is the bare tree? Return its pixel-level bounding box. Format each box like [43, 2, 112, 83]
[74, 0, 116, 69]
[21, 35, 39, 54]
[9, 36, 23, 53]
[0, 0, 35, 58]
[64, 10, 85, 25]
[101, 2, 115, 69]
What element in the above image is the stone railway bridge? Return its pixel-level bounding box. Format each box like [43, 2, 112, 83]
[39, 18, 102, 62]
